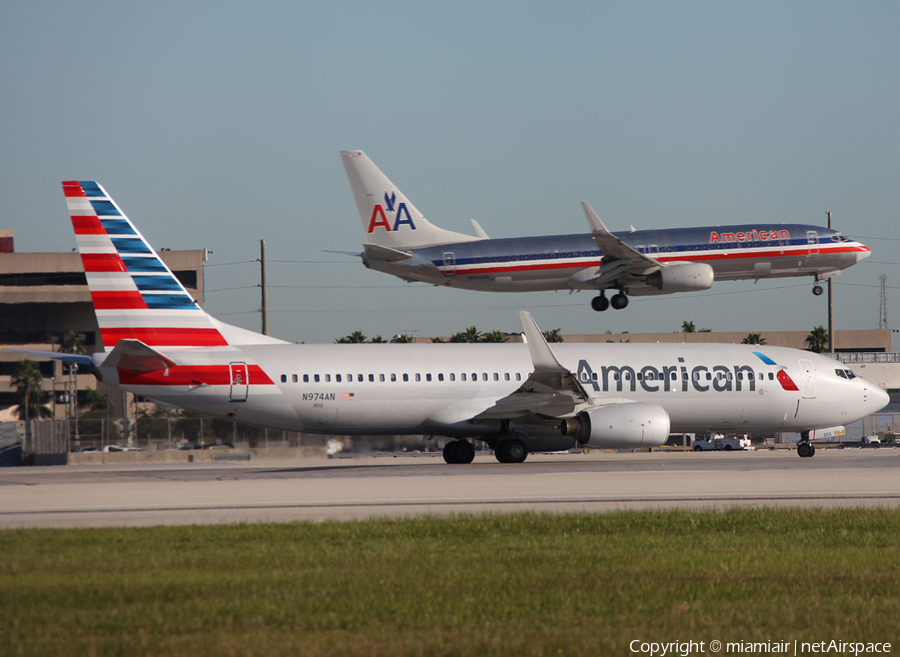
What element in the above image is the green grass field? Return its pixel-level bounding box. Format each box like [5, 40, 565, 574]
[2, 508, 899, 656]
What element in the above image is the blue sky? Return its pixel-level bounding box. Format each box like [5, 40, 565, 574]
[2, 1, 898, 346]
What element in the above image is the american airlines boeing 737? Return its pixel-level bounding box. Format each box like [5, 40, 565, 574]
[10, 181, 888, 463]
[341, 150, 871, 311]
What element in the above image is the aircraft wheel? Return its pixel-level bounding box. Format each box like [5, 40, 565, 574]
[591, 295, 609, 312]
[460, 441, 475, 464]
[797, 442, 814, 458]
[497, 438, 528, 463]
[443, 441, 461, 464]
[812, 285, 824, 296]
[611, 293, 629, 310]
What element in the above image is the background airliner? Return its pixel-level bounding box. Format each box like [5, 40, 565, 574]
[341, 151, 872, 311]
[9, 181, 888, 463]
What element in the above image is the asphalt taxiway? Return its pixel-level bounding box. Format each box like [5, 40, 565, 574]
[1, 449, 899, 528]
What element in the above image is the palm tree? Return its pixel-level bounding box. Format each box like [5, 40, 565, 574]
[368, 335, 385, 343]
[681, 321, 696, 333]
[450, 326, 481, 343]
[391, 334, 414, 343]
[481, 330, 508, 343]
[11, 360, 51, 423]
[335, 330, 368, 344]
[742, 333, 767, 345]
[805, 326, 829, 353]
[543, 328, 564, 343]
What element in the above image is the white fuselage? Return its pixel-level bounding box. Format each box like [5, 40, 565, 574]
[96, 342, 887, 439]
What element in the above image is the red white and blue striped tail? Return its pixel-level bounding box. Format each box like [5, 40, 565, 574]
[63, 180, 229, 351]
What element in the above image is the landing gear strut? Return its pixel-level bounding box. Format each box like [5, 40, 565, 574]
[442, 440, 476, 464]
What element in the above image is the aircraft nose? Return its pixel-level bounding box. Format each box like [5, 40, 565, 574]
[856, 246, 872, 263]
[870, 385, 890, 411]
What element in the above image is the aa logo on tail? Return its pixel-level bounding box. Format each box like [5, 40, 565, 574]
[366, 190, 417, 233]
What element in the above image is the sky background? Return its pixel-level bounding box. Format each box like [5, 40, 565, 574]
[2, 1, 898, 347]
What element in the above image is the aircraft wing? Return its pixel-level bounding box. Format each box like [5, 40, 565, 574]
[474, 312, 593, 420]
[581, 201, 662, 273]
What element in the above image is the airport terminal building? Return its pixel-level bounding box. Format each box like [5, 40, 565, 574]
[0, 229, 206, 418]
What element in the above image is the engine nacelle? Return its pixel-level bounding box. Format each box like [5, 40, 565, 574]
[646, 263, 714, 292]
[559, 403, 670, 449]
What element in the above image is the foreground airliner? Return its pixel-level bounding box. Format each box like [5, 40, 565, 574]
[341, 151, 871, 311]
[12, 181, 888, 463]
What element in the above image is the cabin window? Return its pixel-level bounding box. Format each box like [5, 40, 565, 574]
[391, 373, 397, 382]
[768, 372, 774, 380]
[493, 373, 499, 381]
[335, 374, 342, 383]
[415, 373, 421, 382]
[314, 374, 320, 383]
[515, 373, 521, 381]
[504, 373, 510, 381]
[281, 375, 287, 383]
[303, 374, 309, 383]
[403, 373, 409, 382]
[379, 374, 385, 382]
[449, 373, 455, 381]
[291, 374, 298, 383]
[438, 373, 444, 382]
[426, 373, 432, 382]
[357, 374, 364, 382]
[325, 374, 331, 382]
[461, 373, 467, 381]
[482, 373, 488, 381]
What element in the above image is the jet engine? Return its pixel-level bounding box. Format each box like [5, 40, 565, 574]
[559, 403, 670, 449]
[646, 263, 714, 292]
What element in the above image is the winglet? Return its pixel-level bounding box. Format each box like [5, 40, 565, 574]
[581, 201, 612, 235]
[519, 311, 565, 373]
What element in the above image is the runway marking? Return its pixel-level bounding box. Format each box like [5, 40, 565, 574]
[4, 492, 900, 518]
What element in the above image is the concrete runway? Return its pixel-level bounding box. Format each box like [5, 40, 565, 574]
[2, 448, 899, 528]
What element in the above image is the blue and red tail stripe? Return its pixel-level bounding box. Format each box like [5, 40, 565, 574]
[64, 180, 228, 349]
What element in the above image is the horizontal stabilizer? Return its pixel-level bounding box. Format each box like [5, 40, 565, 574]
[101, 339, 178, 372]
[363, 243, 414, 262]
[0, 348, 92, 366]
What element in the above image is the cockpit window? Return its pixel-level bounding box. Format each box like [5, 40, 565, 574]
[845, 369, 856, 379]
[835, 369, 847, 379]
[831, 233, 849, 243]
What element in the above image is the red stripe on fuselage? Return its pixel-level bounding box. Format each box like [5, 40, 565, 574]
[446, 244, 867, 276]
[81, 253, 128, 272]
[100, 327, 229, 348]
[72, 216, 105, 234]
[118, 364, 274, 386]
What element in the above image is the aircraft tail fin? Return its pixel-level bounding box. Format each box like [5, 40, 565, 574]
[340, 150, 482, 249]
[63, 181, 285, 351]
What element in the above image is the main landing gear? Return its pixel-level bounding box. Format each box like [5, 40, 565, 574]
[494, 438, 528, 463]
[812, 284, 824, 296]
[797, 431, 816, 458]
[591, 290, 629, 312]
[442, 440, 476, 464]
